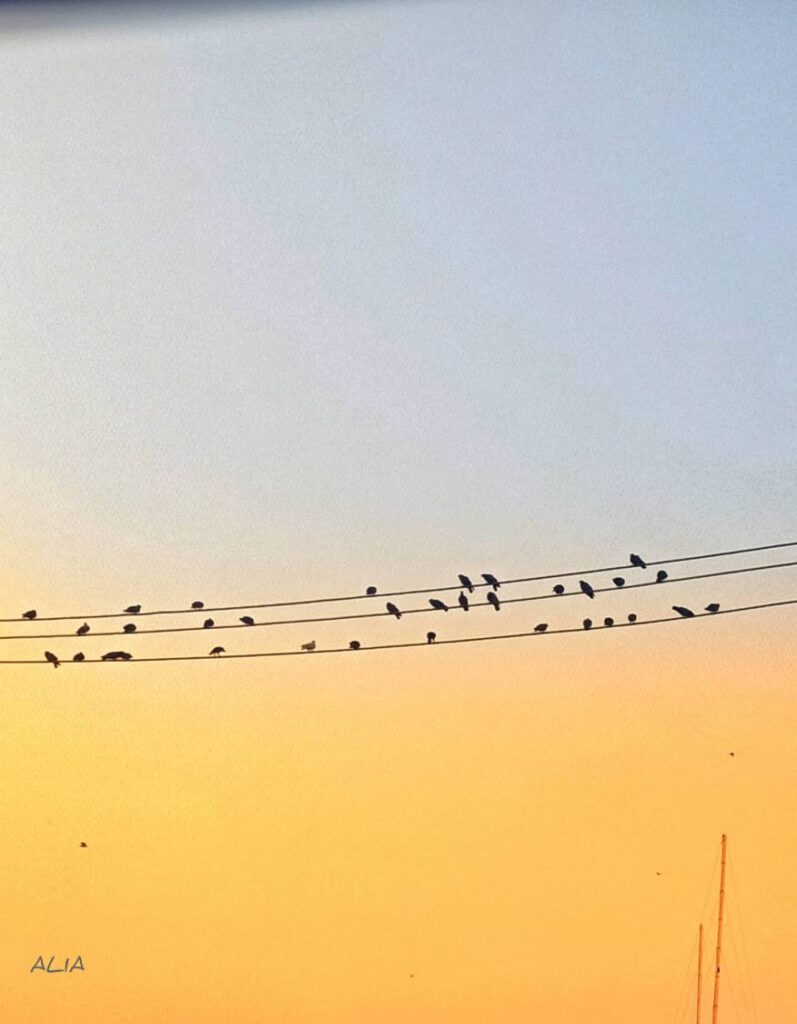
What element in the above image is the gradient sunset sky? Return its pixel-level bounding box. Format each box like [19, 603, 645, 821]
[1, 1, 795, 1021]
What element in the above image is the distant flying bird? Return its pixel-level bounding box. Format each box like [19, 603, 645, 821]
[579, 580, 595, 599]
[630, 553, 647, 569]
[458, 574, 474, 593]
[301, 641, 316, 652]
[209, 646, 225, 657]
[22, 610, 36, 620]
[191, 601, 204, 609]
[612, 577, 625, 588]
[426, 631, 436, 644]
[458, 592, 469, 612]
[583, 619, 593, 630]
[203, 619, 214, 629]
[79, 842, 87, 848]
[349, 641, 361, 650]
[553, 584, 565, 595]
[655, 570, 668, 582]
[481, 573, 500, 591]
[486, 592, 501, 611]
[429, 599, 449, 612]
[44, 651, 60, 668]
[627, 613, 637, 623]
[534, 623, 548, 633]
[366, 586, 378, 596]
[672, 606, 695, 618]
[386, 602, 402, 619]
[101, 651, 132, 661]
[656, 871, 663, 877]
[705, 603, 720, 614]
[729, 752, 735, 757]
[240, 616, 255, 626]
[123, 623, 137, 633]
[76, 623, 90, 636]
[604, 617, 614, 627]
[73, 652, 85, 662]
[123, 605, 141, 614]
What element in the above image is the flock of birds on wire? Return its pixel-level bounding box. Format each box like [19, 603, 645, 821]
[15, 553, 723, 667]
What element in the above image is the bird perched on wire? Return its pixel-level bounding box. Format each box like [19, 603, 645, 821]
[386, 602, 402, 619]
[579, 580, 595, 599]
[73, 652, 85, 662]
[191, 601, 204, 610]
[22, 610, 37, 620]
[705, 603, 720, 614]
[123, 604, 141, 614]
[301, 641, 316, 652]
[458, 574, 474, 593]
[630, 553, 647, 569]
[76, 622, 90, 636]
[534, 623, 548, 633]
[604, 617, 614, 627]
[429, 599, 449, 612]
[349, 640, 361, 650]
[487, 592, 501, 611]
[123, 623, 137, 633]
[101, 651, 133, 661]
[583, 618, 593, 630]
[427, 632, 437, 643]
[458, 592, 469, 612]
[203, 619, 214, 629]
[627, 613, 637, 623]
[481, 573, 500, 590]
[553, 584, 565, 595]
[44, 651, 60, 668]
[655, 570, 668, 582]
[366, 586, 378, 596]
[239, 616, 255, 626]
[672, 606, 695, 618]
[209, 646, 225, 657]
[612, 577, 625, 588]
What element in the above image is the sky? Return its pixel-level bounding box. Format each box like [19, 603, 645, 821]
[0, 1, 795, 1021]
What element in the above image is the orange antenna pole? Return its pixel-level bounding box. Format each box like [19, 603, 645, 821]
[696, 922, 703, 1024]
[711, 834, 727, 1024]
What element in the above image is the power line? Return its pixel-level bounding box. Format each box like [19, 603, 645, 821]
[2, 559, 794, 641]
[2, 539, 794, 624]
[2, 598, 793, 666]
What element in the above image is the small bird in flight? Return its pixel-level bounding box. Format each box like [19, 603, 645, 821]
[673, 605, 695, 618]
[240, 616, 255, 626]
[612, 577, 625, 588]
[655, 570, 668, 583]
[583, 618, 593, 630]
[123, 623, 137, 633]
[191, 601, 204, 610]
[349, 640, 361, 650]
[76, 622, 90, 636]
[209, 646, 225, 657]
[124, 605, 141, 614]
[604, 617, 614, 627]
[366, 586, 378, 596]
[101, 651, 133, 661]
[458, 574, 474, 593]
[579, 580, 595, 599]
[729, 752, 735, 757]
[301, 641, 316, 652]
[44, 651, 60, 668]
[630, 553, 647, 569]
[534, 623, 548, 633]
[458, 592, 470, 612]
[627, 613, 637, 623]
[705, 603, 720, 614]
[203, 619, 214, 629]
[429, 599, 449, 612]
[426, 631, 436, 643]
[386, 602, 402, 619]
[79, 842, 87, 848]
[22, 610, 37, 620]
[73, 652, 85, 662]
[487, 592, 501, 611]
[481, 573, 500, 590]
[553, 584, 565, 595]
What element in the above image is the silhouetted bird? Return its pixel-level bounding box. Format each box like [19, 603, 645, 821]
[79, 842, 87, 848]
[583, 618, 593, 630]
[240, 616, 255, 626]
[655, 570, 668, 582]
[22, 610, 36, 620]
[458, 592, 469, 612]
[630, 553, 647, 569]
[191, 601, 204, 609]
[729, 752, 735, 757]
[366, 586, 377, 596]
[123, 623, 137, 633]
[209, 646, 225, 657]
[124, 605, 141, 614]
[301, 641, 316, 652]
[429, 599, 448, 612]
[349, 641, 361, 650]
[604, 617, 614, 627]
[76, 623, 90, 636]
[579, 580, 595, 599]
[534, 623, 548, 633]
[481, 573, 500, 590]
[426, 632, 436, 643]
[612, 577, 625, 588]
[487, 592, 501, 611]
[627, 613, 637, 623]
[553, 584, 565, 595]
[386, 602, 402, 619]
[44, 651, 60, 668]
[705, 603, 720, 614]
[101, 651, 132, 661]
[673, 605, 695, 618]
[203, 619, 214, 629]
[73, 652, 85, 662]
[458, 574, 474, 593]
